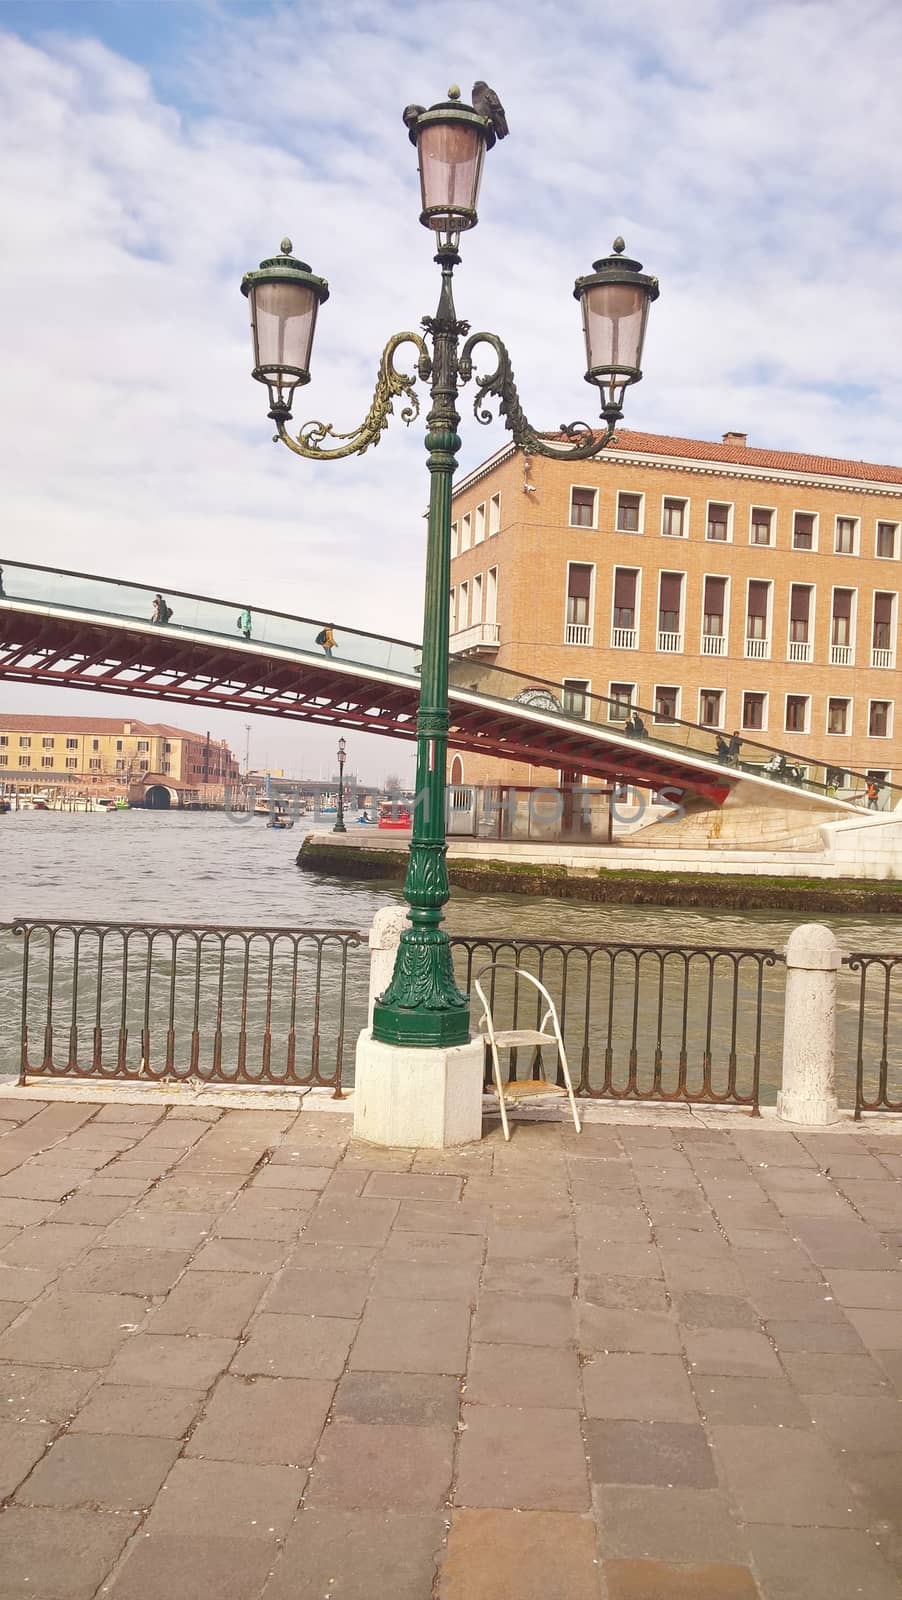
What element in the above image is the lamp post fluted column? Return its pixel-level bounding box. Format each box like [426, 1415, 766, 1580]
[333, 737, 347, 834]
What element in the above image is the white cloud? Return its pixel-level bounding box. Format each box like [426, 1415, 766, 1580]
[1, 0, 901, 774]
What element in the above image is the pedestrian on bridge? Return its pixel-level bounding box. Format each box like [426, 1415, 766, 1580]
[151, 594, 172, 625]
[237, 607, 252, 640]
[726, 730, 742, 765]
[315, 624, 337, 658]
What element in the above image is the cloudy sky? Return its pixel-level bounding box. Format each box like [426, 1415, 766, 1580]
[2, 0, 901, 780]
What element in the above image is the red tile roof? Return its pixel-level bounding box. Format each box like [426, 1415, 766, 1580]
[0, 714, 217, 740]
[606, 430, 902, 485]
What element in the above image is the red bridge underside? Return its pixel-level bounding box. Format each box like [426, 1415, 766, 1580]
[0, 607, 730, 805]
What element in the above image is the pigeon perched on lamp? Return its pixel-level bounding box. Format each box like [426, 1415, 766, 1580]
[472, 81, 509, 138]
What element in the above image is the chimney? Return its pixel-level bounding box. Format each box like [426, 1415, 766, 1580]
[722, 431, 747, 447]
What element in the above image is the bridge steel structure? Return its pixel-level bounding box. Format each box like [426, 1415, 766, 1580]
[0, 561, 877, 817]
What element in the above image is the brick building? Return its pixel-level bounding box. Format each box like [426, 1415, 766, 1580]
[0, 714, 239, 800]
[448, 430, 902, 793]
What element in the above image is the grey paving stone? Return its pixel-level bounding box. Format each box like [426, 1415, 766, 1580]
[473, 1292, 573, 1348]
[485, 1225, 576, 1264]
[333, 1371, 461, 1427]
[791, 1219, 894, 1270]
[149, 1270, 266, 1336]
[0, 1504, 131, 1600]
[457, 1403, 589, 1510]
[0, 1263, 55, 1301]
[231, 1312, 357, 1379]
[465, 1343, 580, 1410]
[746, 1524, 900, 1600]
[392, 1200, 487, 1235]
[586, 1419, 717, 1488]
[0, 1301, 23, 1333]
[598, 1485, 747, 1565]
[186, 1373, 334, 1464]
[579, 1305, 680, 1355]
[579, 1242, 662, 1279]
[0, 1421, 54, 1498]
[211, 1201, 301, 1242]
[765, 1318, 865, 1353]
[266, 1267, 371, 1317]
[64, 1246, 192, 1297]
[826, 1269, 902, 1308]
[672, 1292, 760, 1329]
[0, 1291, 148, 1366]
[602, 1557, 759, 1598]
[843, 1307, 902, 1349]
[691, 1374, 811, 1427]
[302, 1198, 399, 1244]
[15, 1431, 179, 1509]
[582, 1354, 697, 1422]
[69, 1383, 204, 1439]
[190, 1235, 290, 1273]
[251, 1162, 333, 1190]
[305, 1419, 453, 1509]
[145, 1455, 304, 1537]
[683, 1328, 781, 1377]
[382, 1228, 485, 1264]
[804, 1394, 902, 1455]
[0, 1167, 91, 1203]
[261, 1508, 444, 1600]
[439, 1507, 602, 1600]
[102, 1210, 214, 1251]
[712, 1424, 868, 1526]
[0, 1360, 98, 1423]
[106, 1334, 237, 1389]
[362, 1172, 463, 1200]
[351, 1297, 470, 1375]
[103, 1534, 277, 1600]
[579, 1274, 669, 1313]
[1, 1222, 101, 1268]
[782, 1350, 892, 1395]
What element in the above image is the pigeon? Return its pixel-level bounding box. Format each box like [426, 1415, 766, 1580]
[472, 81, 509, 138]
[402, 103, 426, 132]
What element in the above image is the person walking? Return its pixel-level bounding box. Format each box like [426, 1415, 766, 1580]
[315, 624, 337, 658]
[237, 607, 252, 640]
[151, 594, 172, 625]
[867, 778, 880, 809]
[0, 566, 5, 597]
[726, 730, 742, 765]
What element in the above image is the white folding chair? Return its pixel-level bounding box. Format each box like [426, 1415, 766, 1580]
[474, 962, 581, 1141]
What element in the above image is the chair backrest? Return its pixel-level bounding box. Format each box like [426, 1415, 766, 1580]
[473, 961, 561, 1048]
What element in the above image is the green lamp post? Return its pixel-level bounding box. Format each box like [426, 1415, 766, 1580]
[241, 85, 659, 1050]
[333, 737, 347, 834]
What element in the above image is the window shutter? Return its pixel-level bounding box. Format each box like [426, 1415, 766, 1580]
[659, 573, 682, 611]
[568, 563, 592, 600]
[833, 588, 853, 619]
[790, 585, 811, 622]
[613, 569, 636, 608]
[703, 577, 726, 614]
[747, 581, 769, 618]
[874, 592, 893, 625]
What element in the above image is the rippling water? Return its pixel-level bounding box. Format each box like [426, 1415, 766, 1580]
[1, 811, 899, 1102]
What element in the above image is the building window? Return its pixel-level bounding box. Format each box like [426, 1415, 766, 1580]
[116, 739, 123, 752]
[485, 567, 498, 625]
[164, 742, 172, 754]
[563, 679, 590, 718]
[835, 516, 857, 555]
[876, 521, 898, 559]
[115, 760, 126, 771]
[793, 511, 816, 550]
[450, 521, 458, 558]
[459, 582, 469, 632]
[654, 686, 679, 723]
[608, 682, 635, 721]
[746, 581, 770, 652]
[42, 736, 54, 749]
[706, 502, 730, 541]
[0, 756, 6, 766]
[873, 592, 895, 657]
[750, 507, 774, 546]
[657, 572, 683, 646]
[19, 736, 30, 748]
[162, 761, 171, 774]
[66, 757, 77, 769]
[702, 576, 727, 643]
[489, 493, 501, 535]
[742, 692, 766, 731]
[41, 756, 54, 768]
[569, 486, 596, 528]
[471, 573, 483, 624]
[18, 755, 31, 767]
[89, 758, 101, 770]
[449, 588, 456, 632]
[0, 737, 6, 747]
[139, 760, 148, 771]
[831, 588, 854, 659]
[460, 513, 471, 552]
[565, 563, 593, 643]
[827, 697, 850, 735]
[474, 503, 486, 544]
[869, 700, 891, 737]
[788, 585, 813, 660]
[66, 737, 78, 749]
[699, 689, 724, 727]
[661, 497, 687, 538]
[611, 568, 638, 646]
[616, 492, 642, 533]
[137, 740, 149, 752]
[785, 695, 809, 733]
[91, 739, 100, 752]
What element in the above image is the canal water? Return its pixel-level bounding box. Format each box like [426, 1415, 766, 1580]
[1, 811, 898, 1103]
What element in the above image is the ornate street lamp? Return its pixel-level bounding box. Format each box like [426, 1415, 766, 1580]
[241, 84, 659, 1050]
[334, 737, 347, 834]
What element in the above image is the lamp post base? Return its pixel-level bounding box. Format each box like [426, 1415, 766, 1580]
[353, 1027, 485, 1148]
[371, 995, 470, 1048]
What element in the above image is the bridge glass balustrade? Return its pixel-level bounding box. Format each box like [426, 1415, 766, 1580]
[2, 560, 891, 811]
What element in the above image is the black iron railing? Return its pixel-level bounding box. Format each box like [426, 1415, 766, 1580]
[450, 936, 783, 1110]
[845, 952, 902, 1116]
[6, 920, 364, 1094]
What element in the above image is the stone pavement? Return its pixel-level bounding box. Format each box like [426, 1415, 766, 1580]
[0, 1098, 901, 1599]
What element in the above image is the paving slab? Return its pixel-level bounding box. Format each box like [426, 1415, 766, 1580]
[350, 1297, 470, 1374]
[439, 1507, 603, 1600]
[602, 1559, 759, 1598]
[15, 1430, 180, 1509]
[261, 1508, 444, 1600]
[745, 1524, 900, 1600]
[456, 1403, 589, 1510]
[304, 1419, 453, 1510]
[103, 1533, 277, 1600]
[0, 1504, 131, 1600]
[186, 1373, 334, 1465]
[333, 1370, 461, 1427]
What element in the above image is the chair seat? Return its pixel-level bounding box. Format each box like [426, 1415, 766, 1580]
[482, 1029, 556, 1049]
[492, 1079, 568, 1100]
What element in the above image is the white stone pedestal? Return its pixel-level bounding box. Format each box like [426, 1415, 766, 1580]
[777, 922, 841, 1126]
[353, 1028, 485, 1148]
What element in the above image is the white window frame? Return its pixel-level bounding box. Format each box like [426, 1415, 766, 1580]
[653, 683, 682, 723]
[460, 512, 471, 552]
[698, 687, 726, 729]
[791, 509, 819, 552]
[660, 495, 689, 539]
[834, 514, 859, 556]
[471, 572, 484, 624]
[564, 560, 596, 645]
[783, 692, 811, 735]
[656, 569, 686, 651]
[748, 503, 777, 547]
[875, 520, 899, 560]
[741, 689, 769, 733]
[786, 582, 816, 661]
[562, 677, 592, 719]
[489, 493, 501, 536]
[826, 696, 853, 737]
[615, 489, 645, 535]
[609, 565, 642, 649]
[607, 680, 636, 723]
[700, 572, 730, 653]
[569, 485, 598, 530]
[449, 587, 456, 633]
[867, 698, 894, 739]
[744, 576, 773, 657]
[485, 566, 498, 625]
[829, 585, 857, 660]
[474, 502, 486, 545]
[458, 579, 469, 631]
[705, 499, 733, 544]
[450, 520, 458, 559]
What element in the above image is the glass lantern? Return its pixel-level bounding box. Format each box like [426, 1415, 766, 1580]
[574, 240, 659, 421]
[241, 240, 329, 419]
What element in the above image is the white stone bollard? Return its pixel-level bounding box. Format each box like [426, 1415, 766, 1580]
[354, 906, 485, 1149]
[777, 923, 841, 1126]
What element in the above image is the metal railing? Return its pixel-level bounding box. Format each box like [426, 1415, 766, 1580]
[5, 920, 363, 1094]
[449, 935, 783, 1109]
[845, 952, 902, 1116]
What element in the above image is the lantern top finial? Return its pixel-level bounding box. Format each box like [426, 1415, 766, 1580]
[448, 84, 461, 99]
[280, 236, 293, 254]
[612, 236, 625, 254]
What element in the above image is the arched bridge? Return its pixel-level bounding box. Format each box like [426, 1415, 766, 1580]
[0, 560, 876, 813]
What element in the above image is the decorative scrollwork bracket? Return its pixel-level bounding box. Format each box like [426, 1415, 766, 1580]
[457, 331, 618, 459]
[275, 331, 432, 460]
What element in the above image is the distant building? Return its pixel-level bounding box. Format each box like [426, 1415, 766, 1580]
[448, 429, 902, 794]
[0, 714, 240, 805]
